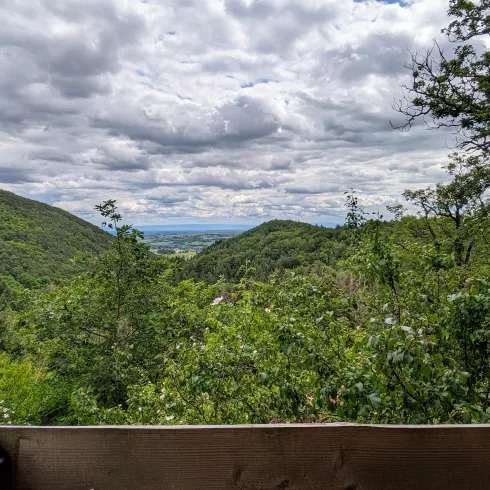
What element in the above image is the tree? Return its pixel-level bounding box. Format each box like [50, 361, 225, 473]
[24, 201, 164, 407]
[392, 1, 490, 153]
[403, 154, 490, 265]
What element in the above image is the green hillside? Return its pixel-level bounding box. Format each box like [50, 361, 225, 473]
[180, 219, 348, 282]
[0, 189, 111, 290]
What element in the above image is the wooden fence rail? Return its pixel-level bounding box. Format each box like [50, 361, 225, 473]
[0, 424, 489, 489]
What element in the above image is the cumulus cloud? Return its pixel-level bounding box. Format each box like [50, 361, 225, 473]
[0, 0, 455, 225]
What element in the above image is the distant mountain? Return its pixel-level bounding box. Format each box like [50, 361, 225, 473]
[0, 189, 112, 291]
[318, 222, 342, 228]
[134, 223, 339, 235]
[179, 219, 349, 283]
[134, 224, 253, 235]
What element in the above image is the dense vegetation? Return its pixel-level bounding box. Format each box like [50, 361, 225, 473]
[2, 169, 490, 425]
[1, 0, 490, 426]
[0, 190, 111, 295]
[178, 220, 348, 283]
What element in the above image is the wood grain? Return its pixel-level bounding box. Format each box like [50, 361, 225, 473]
[0, 424, 488, 489]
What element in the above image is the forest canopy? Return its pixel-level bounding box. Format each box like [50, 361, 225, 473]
[1, 0, 490, 426]
[0, 189, 111, 297]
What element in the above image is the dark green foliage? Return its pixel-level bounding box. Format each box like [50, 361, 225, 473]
[1, 184, 490, 425]
[0, 189, 112, 290]
[403, 154, 490, 265]
[2, 0, 490, 428]
[393, 0, 490, 153]
[446, 0, 490, 40]
[179, 220, 348, 283]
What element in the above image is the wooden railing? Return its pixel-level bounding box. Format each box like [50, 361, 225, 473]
[0, 424, 489, 489]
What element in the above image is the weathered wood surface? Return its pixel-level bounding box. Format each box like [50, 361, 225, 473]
[0, 424, 489, 489]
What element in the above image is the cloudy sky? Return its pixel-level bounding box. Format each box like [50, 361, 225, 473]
[0, 0, 460, 225]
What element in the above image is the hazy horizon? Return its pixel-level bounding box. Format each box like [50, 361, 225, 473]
[105, 220, 342, 234]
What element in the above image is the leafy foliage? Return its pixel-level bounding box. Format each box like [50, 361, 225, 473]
[0, 189, 112, 292]
[2, 0, 490, 428]
[403, 154, 490, 265]
[178, 220, 348, 283]
[393, 0, 490, 153]
[0, 178, 489, 426]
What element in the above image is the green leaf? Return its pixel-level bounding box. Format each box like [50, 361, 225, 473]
[367, 335, 379, 349]
[368, 393, 381, 408]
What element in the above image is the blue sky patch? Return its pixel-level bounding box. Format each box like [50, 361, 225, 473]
[354, 0, 407, 4]
[241, 78, 272, 89]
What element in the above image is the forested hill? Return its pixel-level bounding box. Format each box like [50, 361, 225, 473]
[0, 189, 111, 290]
[179, 219, 348, 282]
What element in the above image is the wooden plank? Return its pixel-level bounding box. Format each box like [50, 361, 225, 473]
[0, 424, 488, 489]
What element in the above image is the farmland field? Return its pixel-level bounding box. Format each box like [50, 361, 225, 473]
[143, 231, 242, 254]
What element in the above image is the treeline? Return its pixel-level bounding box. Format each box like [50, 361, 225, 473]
[177, 220, 349, 283]
[2, 190, 490, 425]
[0, 190, 111, 295]
[0, 0, 490, 426]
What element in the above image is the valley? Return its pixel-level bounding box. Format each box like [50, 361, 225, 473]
[0, 0, 488, 430]
[144, 230, 243, 254]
